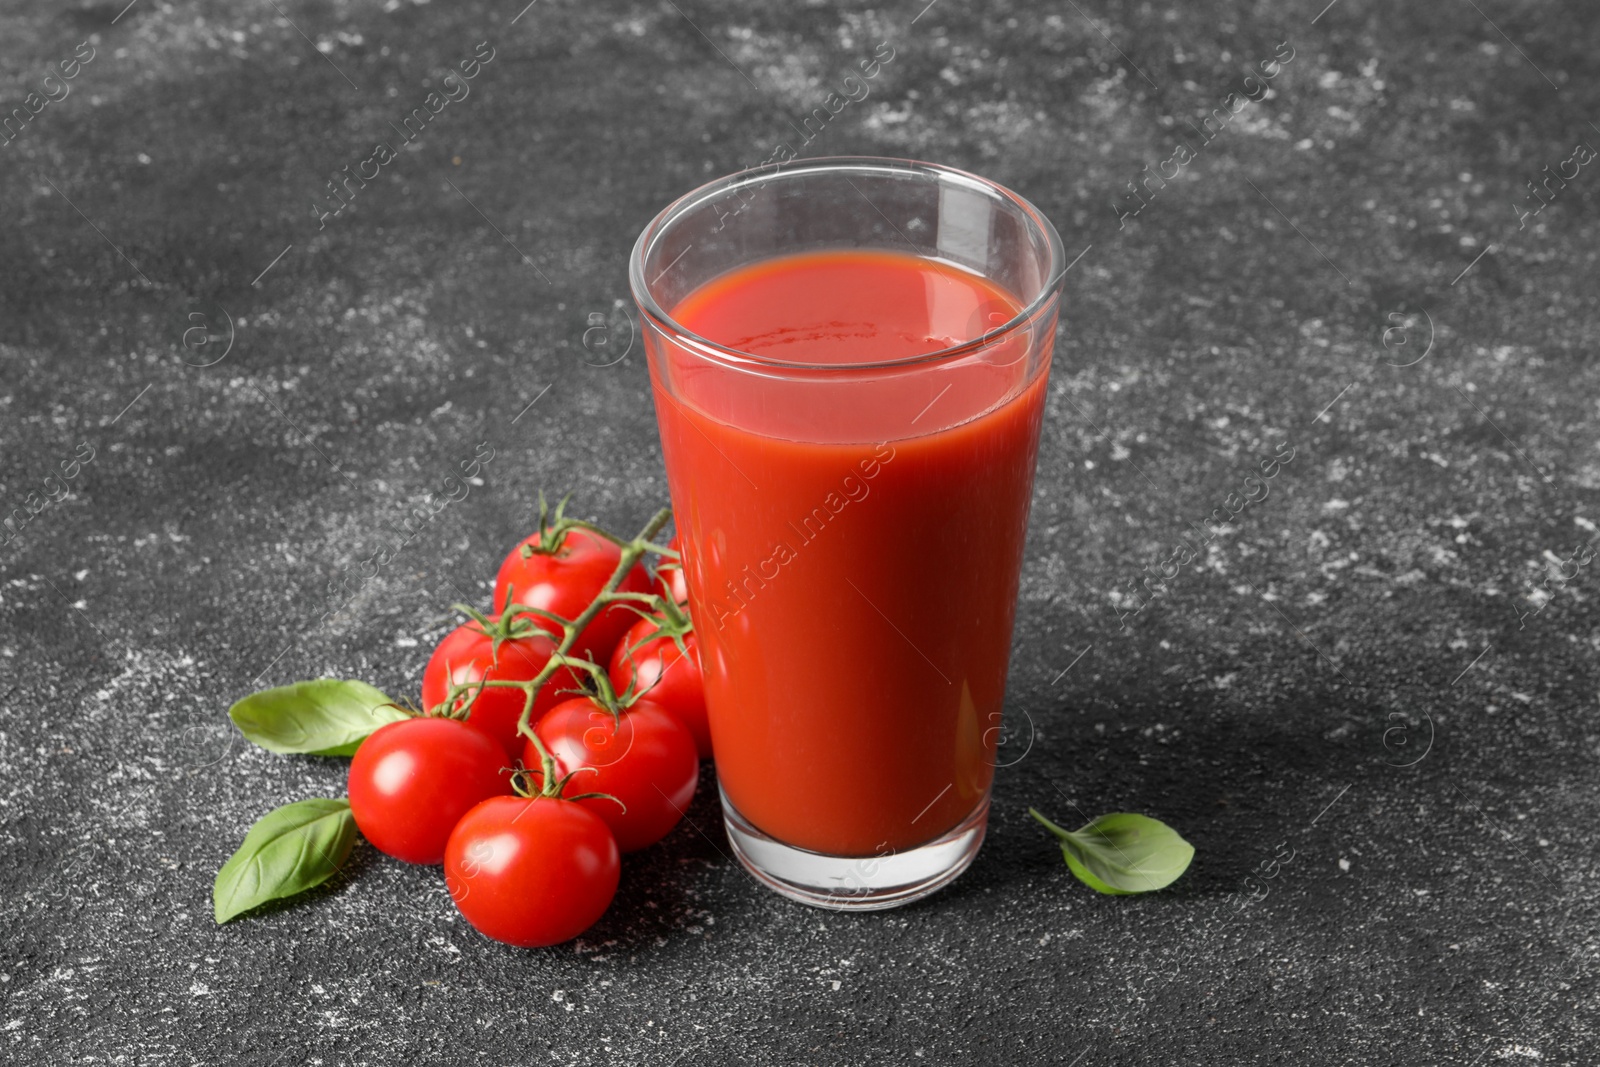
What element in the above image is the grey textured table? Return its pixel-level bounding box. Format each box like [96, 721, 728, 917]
[3, 1, 1597, 1064]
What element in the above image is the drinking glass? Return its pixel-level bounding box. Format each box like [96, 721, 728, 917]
[629, 157, 1065, 909]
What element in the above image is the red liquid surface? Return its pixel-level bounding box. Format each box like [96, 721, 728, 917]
[650, 249, 1051, 856]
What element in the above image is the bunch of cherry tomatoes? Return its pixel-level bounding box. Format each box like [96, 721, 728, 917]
[347, 510, 705, 947]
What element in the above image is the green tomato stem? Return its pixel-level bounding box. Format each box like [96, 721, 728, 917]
[506, 506, 672, 743]
[438, 507, 676, 800]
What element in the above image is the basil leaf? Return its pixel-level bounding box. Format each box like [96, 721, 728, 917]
[1061, 850, 1133, 896]
[1030, 808, 1194, 895]
[229, 679, 407, 756]
[214, 798, 358, 923]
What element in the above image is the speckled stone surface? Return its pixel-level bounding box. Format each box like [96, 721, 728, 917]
[3, 0, 1598, 1063]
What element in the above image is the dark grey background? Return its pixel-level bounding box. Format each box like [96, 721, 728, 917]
[3, 0, 1597, 1063]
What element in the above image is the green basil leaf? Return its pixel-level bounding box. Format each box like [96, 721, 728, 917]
[214, 798, 358, 923]
[229, 679, 407, 756]
[1030, 808, 1194, 895]
[1061, 849, 1135, 895]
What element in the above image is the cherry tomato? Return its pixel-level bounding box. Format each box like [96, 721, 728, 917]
[608, 617, 711, 759]
[421, 622, 583, 759]
[348, 717, 512, 865]
[658, 534, 690, 605]
[445, 795, 620, 947]
[524, 698, 698, 852]
[493, 527, 651, 661]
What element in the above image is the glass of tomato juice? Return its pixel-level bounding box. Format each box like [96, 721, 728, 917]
[629, 158, 1065, 909]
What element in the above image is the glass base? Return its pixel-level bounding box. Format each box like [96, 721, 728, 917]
[720, 786, 988, 911]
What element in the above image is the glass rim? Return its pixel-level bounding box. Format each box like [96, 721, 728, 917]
[627, 156, 1067, 372]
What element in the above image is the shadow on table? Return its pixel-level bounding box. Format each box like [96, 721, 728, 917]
[574, 768, 729, 949]
[943, 669, 1415, 907]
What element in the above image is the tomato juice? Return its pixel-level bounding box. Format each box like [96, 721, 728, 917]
[648, 249, 1052, 857]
